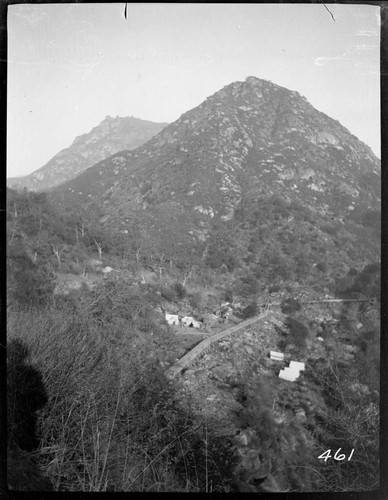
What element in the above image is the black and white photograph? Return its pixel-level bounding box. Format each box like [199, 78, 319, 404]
[6, 2, 381, 492]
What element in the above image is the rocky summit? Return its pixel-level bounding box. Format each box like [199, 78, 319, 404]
[49, 76, 380, 268]
[7, 115, 168, 192]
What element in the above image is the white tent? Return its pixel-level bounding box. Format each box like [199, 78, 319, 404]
[284, 367, 297, 374]
[165, 313, 179, 326]
[289, 361, 305, 372]
[284, 367, 301, 378]
[181, 316, 202, 328]
[279, 360, 305, 382]
[279, 370, 297, 382]
[270, 351, 284, 361]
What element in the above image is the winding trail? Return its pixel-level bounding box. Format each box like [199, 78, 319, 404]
[165, 310, 271, 378]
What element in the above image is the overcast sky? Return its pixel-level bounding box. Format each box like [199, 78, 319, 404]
[7, 3, 380, 178]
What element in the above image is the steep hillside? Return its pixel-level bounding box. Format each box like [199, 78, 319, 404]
[7, 183, 380, 492]
[49, 76, 380, 282]
[7, 116, 168, 191]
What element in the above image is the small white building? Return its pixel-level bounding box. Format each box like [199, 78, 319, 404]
[279, 360, 305, 382]
[270, 351, 284, 361]
[279, 370, 297, 382]
[289, 361, 305, 372]
[165, 313, 179, 326]
[284, 367, 297, 377]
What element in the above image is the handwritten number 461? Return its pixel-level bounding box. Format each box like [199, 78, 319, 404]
[318, 448, 354, 462]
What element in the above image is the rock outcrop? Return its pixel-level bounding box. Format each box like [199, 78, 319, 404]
[48, 76, 379, 263]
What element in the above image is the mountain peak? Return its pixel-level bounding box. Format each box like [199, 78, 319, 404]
[203, 76, 303, 110]
[7, 116, 168, 191]
[244, 75, 271, 87]
[245, 75, 261, 83]
[50, 77, 380, 257]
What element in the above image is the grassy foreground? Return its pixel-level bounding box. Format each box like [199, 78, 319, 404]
[7, 301, 227, 492]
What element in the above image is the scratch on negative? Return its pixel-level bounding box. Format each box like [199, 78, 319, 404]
[323, 4, 336, 22]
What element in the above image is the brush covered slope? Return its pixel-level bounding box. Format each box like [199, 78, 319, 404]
[49, 76, 380, 279]
[7, 183, 380, 492]
[7, 115, 168, 192]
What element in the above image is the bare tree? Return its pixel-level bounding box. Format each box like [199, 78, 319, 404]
[79, 223, 86, 239]
[94, 240, 103, 260]
[135, 244, 143, 264]
[52, 244, 64, 267]
[75, 223, 86, 244]
[182, 264, 199, 287]
[38, 206, 44, 231]
[168, 253, 177, 270]
[152, 252, 167, 280]
[9, 223, 17, 243]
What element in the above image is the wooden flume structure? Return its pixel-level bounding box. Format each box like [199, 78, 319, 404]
[166, 296, 377, 378]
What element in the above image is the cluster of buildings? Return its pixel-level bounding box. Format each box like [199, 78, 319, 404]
[270, 351, 305, 382]
[165, 301, 237, 330]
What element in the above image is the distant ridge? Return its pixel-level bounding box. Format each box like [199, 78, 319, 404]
[7, 116, 168, 192]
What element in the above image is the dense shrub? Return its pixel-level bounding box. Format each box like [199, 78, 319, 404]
[336, 262, 380, 299]
[320, 223, 338, 236]
[360, 209, 380, 231]
[316, 262, 327, 273]
[6, 306, 195, 492]
[188, 291, 202, 310]
[160, 284, 176, 302]
[307, 358, 379, 491]
[241, 303, 258, 319]
[287, 317, 310, 349]
[335, 275, 354, 295]
[222, 288, 234, 303]
[351, 263, 380, 297]
[205, 248, 238, 272]
[280, 298, 301, 314]
[232, 377, 318, 491]
[159, 281, 187, 302]
[238, 275, 260, 297]
[7, 242, 56, 309]
[355, 327, 380, 391]
[172, 281, 187, 299]
[204, 225, 240, 272]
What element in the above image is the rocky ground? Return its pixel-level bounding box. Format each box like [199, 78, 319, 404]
[167, 300, 377, 492]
